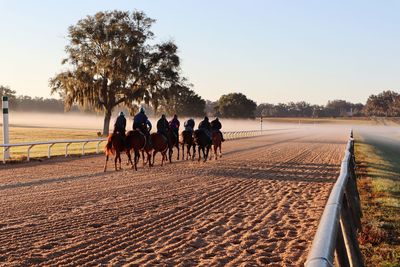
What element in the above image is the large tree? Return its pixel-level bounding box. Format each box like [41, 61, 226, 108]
[50, 10, 182, 134]
[157, 85, 205, 117]
[363, 90, 400, 117]
[214, 93, 257, 118]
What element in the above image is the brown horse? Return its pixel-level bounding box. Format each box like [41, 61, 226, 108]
[167, 130, 180, 162]
[151, 133, 169, 166]
[180, 130, 195, 160]
[125, 130, 148, 171]
[104, 132, 132, 171]
[193, 129, 211, 162]
[211, 131, 222, 160]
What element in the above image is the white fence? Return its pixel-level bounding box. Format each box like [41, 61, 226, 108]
[305, 131, 364, 267]
[0, 130, 265, 163]
[0, 139, 106, 163]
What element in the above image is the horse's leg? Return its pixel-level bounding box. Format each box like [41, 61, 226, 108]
[210, 145, 218, 160]
[118, 151, 122, 170]
[142, 150, 146, 166]
[127, 150, 134, 168]
[134, 150, 139, 171]
[114, 153, 118, 171]
[176, 144, 179, 160]
[126, 150, 131, 166]
[219, 143, 222, 158]
[104, 154, 109, 172]
[152, 151, 156, 166]
[192, 145, 196, 160]
[147, 151, 152, 167]
[202, 147, 206, 162]
[204, 146, 210, 163]
[168, 147, 173, 163]
[198, 146, 201, 162]
[182, 143, 185, 160]
[126, 149, 131, 166]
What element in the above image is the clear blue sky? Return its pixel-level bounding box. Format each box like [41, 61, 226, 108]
[1, 0, 400, 105]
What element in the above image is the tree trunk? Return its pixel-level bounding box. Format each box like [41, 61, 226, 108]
[103, 109, 112, 136]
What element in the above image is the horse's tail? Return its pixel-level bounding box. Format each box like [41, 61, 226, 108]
[105, 134, 114, 156]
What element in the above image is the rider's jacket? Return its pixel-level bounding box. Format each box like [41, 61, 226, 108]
[169, 118, 180, 130]
[114, 115, 126, 132]
[198, 120, 211, 131]
[133, 112, 148, 128]
[184, 119, 195, 131]
[210, 119, 222, 131]
[157, 118, 170, 133]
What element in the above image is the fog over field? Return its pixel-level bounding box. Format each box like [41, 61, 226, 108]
[6, 112, 267, 132]
[3, 112, 400, 139]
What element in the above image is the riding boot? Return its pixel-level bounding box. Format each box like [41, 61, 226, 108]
[220, 132, 225, 142]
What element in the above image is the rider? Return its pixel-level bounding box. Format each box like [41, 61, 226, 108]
[113, 111, 126, 135]
[157, 114, 170, 140]
[169, 114, 180, 139]
[133, 107, 151, 142]
[210, 117, 225, 142]
[198, 116, 212, 144]
[184, 118, 195, 132]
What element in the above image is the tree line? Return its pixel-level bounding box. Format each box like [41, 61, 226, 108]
[254, 91, 400, 118]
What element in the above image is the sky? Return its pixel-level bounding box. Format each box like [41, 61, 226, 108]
[1, 0, 400, 105]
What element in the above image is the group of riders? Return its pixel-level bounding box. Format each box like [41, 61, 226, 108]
[112, 107, 225, 145]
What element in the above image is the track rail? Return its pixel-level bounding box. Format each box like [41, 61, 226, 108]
[305, 131, 364, 267]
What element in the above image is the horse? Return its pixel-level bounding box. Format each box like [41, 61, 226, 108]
[167, 130, 180, 162]
[180, 130, 195, 160]
[125, 130, 148, 171]
[151, 133, 169, 166]
[104, 132, 133, 172]
[211, 131, 222, 160]
[193, 129, 211, 162]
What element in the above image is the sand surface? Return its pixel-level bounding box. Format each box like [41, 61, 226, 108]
[0, 128, 347, 266]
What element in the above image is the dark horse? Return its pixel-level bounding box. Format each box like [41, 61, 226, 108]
[125, 130, 149, 171]
[167, 130, 180, 162]
[193, 129, 211, 162]
[211, 131, 222, 160]
[104, 132, 133, 172]
[151, 133, 169, 166]
[180, 130, 195, 160]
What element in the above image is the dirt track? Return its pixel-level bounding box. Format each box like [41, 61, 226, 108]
[0, 128, 347, 266]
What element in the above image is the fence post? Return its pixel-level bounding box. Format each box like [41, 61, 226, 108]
[2, 96, 10, 161]
[27, 145, 34, 162]
[335, 220, 350, 267]
[65, 143, 71, 157]
[48, 143, 54, 158]
[96, 141, 102, 154]
[82, 141, 89, 155]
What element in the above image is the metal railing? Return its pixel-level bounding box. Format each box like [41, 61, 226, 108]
[1, 130, 266, 163]
[305, 131, 364, 267]
[0, 139, 107, 163]
[223, 130, 264, 140]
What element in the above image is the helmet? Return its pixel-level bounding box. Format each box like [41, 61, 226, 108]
[140, 107, 145, 113]
[204, 116, 209, 121]
[119, 111, 125, 116]
[174, 114, 178, 119]
[215, 117, 219, 121]
[161, 114, 166, 119]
